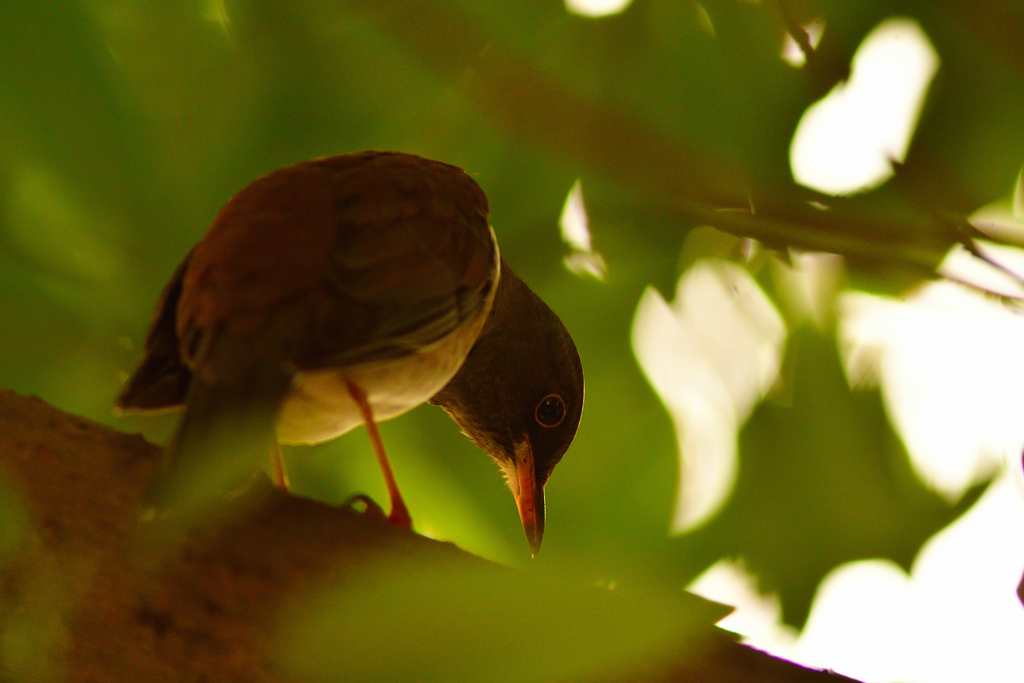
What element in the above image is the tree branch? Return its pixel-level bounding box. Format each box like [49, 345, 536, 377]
[0, 388, 859, 682]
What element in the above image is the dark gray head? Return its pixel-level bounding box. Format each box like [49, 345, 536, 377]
[430, 260, 584, 554]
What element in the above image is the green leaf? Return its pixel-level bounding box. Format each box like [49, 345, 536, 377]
[276, 557, 729, 683]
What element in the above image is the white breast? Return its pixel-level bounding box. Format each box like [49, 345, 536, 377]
[275, 306, 489, 446]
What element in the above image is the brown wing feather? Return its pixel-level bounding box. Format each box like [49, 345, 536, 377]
[115, 249, 195, 411]
[138, 152, 495, 387]
[296, 153, 495, 369]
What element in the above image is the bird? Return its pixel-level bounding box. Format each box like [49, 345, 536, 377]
[115, 151, 584, 554]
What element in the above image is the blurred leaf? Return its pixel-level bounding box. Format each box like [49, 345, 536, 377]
[5, 165, 122, 284]
[277, 557, 729, 683]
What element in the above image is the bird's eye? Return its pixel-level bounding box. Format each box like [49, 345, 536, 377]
[535, 394, 566, 428]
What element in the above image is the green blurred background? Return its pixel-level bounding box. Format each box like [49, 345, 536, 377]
[2, 0, 1021, 640]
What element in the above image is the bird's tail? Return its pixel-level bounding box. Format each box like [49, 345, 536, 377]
[145, 367, 292, 523]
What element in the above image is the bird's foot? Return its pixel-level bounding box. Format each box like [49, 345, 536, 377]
[387, 497, 412, 529]
[344, 494, 386, 519]
[343, 494, 413, 529]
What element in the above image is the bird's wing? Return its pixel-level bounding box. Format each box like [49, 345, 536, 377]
[175, 152, 497, 378]
[115, 249, 195, 411]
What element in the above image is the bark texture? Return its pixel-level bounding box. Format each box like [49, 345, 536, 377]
[0, 388, 859, 683]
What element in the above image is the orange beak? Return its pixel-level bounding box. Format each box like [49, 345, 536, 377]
[512, 439, 545, 556]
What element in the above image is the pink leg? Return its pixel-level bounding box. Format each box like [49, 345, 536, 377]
[345, 379, 412, 528]
[271, 440, 289, 490]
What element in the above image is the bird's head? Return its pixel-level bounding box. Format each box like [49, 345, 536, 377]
[431, 261, 583, 555]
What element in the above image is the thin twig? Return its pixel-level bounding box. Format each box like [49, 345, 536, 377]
[938, 273, 1024, 311]
[961, 236, 1024, 289]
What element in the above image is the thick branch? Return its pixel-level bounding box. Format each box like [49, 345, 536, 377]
[0, 388, 858, 682]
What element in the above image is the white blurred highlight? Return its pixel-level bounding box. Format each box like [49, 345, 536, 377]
[783, 246, 1024, 682]
[707, 475, 1024, 683]
[770, 251, 845, 327]
[559, 179, 607, 279]
[564, 0, 632, 18]
[688, 559, 798, 651]
[938, 240, 1024, 299]
[689, 325, 1024, 680]
[771, 14, 1024, 682]
[969, 170, 1024, 248]
[795, 560, 919, 682]
[793, 474, 1024, 683]
[682, 247, 1024, 681]
[840, 282, 1024, 499]
[790, 18, 939, 195]
[781, 19, 825, 68]
[632, 261, 785, 532]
